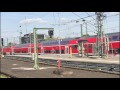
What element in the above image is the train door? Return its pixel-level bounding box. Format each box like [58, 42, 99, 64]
[41, 46, 44, 54]
[28, 47, 31, 54]
[11, 47, 14, 55]
[65, 45, 69, 54]
[92, 43, 97, 56]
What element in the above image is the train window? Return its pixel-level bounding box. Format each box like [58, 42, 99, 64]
[71, 45, 75, 49]
[74, 45, 78, 49]
[117, 48, 120, 54]
[88, 45, 91, 48]
[112, 36, 118, 41]
[44, 50, 46, 53]
[72, 45, 78, 49]
[56, 50, 59, 54]
[61, 50, 64, 54]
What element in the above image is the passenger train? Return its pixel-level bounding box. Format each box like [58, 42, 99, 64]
[2, 32, 120, 55]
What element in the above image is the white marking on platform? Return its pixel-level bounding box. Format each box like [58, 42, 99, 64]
[12, 64, 18, 66]
[11, 67, 56, 70]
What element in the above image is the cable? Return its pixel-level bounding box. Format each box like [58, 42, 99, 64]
[53, 12, 56, 26]
[85, 12, 96, 21]
[72, 12, 96, 27]
[61, 23, 96, 35]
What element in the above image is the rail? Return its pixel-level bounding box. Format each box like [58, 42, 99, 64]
[0, 72, 17, 78]
[4, 56, 120, 75]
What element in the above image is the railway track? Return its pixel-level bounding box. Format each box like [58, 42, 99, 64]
[0, 72, 17, 78]
[3, 56, 120, 75]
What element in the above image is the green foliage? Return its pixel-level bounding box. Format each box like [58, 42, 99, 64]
[82, 34, 90, 37]
[0, 75, 8, 78]
[44, 37, 58, 41]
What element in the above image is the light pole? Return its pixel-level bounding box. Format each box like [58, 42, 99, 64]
[19, 26, 22, 44]
[58, 29, 62, 56]
[29, 33, 32, 55]
[82, 20, 88, 35]
[58, 38, 62, 56]
[50, 24, 66, 56]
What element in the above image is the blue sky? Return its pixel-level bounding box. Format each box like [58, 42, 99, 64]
[1, 12, 119, 45]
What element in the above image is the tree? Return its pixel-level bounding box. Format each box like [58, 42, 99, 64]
[82, 34, 90, 37]
[7, 42, 15, 46]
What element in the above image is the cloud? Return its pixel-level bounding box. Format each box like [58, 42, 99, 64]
[60, 17, 71, 23]
[60, 18, 68, 21]
[20, 18, 48, 24]
[108, 12, 119, 16]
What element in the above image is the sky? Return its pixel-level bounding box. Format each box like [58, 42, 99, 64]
[1, 12, 119, 45]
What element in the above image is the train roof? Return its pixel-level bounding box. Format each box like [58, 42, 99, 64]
[13, 43, 41, 48]
[41, 38, 75, 44]
[87, 32, 120, 38]
[4, 32, 119, 47]
[106, 32, 120, 36]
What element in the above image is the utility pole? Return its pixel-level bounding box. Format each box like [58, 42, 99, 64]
[29, 33, 32, 55]
[50, 24, 66, 56]
[82, 20, 88, 35]
[80, 24, 84, 57]
[25, 12, 27, 34]
[86, 22, 88, 35]
[33, 28, 39, 69]
[81, 24, 83, 37]
[7, 38, 8, 46]
[13, 37, 15, 45]
[95, 12, 105, 58]
[19, 26, 22, 44]
[20, 31, 22, 44]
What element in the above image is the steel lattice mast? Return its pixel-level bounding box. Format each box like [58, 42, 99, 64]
[95, 12, 105, 57]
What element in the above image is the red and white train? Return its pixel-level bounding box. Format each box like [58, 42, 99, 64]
[2, 32, 120, 55]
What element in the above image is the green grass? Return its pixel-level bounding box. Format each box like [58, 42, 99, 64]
[0, 74, 8, 78]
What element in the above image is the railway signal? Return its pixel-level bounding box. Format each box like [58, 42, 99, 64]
[48, 30, 54, 38]
[1, 38, 4, 46]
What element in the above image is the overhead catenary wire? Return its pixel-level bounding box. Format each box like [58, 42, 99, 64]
[53, 12, 57, 26]
[72, 12, 97, 27]
[60, 23, 97, 36]
[85, 12, 96, 21]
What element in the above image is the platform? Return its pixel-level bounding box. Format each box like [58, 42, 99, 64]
[5, 54, 119, 64]
[1, 58, 119, 78]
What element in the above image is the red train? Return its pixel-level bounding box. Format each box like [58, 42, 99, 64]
[2, 32, 120, 55]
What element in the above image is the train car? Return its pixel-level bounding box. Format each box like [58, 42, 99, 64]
[107, 32, 120, 54]
[2, 46, 15, 55]
[41, 39, 73, 54]
[2, 32, 120, 55]
[13, 43, 41, 55]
